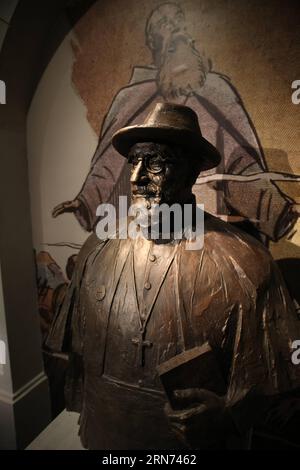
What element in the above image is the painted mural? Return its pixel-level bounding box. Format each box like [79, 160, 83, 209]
[53, 2, 299, 244]
[27, 1, 300, 395]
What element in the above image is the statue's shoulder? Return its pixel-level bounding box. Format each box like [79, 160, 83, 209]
[76, 233, 108, 274]
[203, 214, 273, 286]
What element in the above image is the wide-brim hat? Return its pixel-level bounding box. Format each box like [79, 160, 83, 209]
[112, 102, 221, 171]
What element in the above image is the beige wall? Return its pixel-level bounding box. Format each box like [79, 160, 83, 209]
[27, 31, 97, 271]
[0, 1, 52, 447]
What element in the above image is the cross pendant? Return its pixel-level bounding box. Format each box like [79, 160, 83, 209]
[131, 330, 152, 367]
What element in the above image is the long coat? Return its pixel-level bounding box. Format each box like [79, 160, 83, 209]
[47, 213, 300, 449]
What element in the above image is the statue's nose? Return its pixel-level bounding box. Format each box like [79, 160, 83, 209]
[130, 161, 146, 183]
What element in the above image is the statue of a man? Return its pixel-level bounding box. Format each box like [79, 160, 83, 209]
[47, 103, 300, 449]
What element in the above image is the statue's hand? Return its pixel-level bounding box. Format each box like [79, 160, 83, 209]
[265, 396, 300, 430]
[52, 199, 81, 218]
[165, 388, 228, 448]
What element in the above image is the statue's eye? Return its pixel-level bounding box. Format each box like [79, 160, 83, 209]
[147, 157, 164, 173]
[130, 156, 141, 166]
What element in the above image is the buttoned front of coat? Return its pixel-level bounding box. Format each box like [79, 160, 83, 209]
[47, 214, 300, 449]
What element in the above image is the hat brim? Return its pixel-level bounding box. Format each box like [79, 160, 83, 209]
[112, 125, 221, 171]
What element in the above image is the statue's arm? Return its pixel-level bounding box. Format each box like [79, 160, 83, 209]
[223, 258, 300, 440]
[45, 234, 105, 413]
[45, 233, 103, 352]
[166, 244, 300, 448]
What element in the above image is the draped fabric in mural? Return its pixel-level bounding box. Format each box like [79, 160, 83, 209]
[27, 2, 300, 404]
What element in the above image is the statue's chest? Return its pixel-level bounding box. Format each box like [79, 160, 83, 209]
[82, 239, 182, 390]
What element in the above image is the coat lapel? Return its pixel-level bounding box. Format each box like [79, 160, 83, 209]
[131, 240, 180, 329]
[85, 237, 132, 373]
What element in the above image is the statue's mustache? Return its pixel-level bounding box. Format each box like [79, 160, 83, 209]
[132, 182, 161, 196]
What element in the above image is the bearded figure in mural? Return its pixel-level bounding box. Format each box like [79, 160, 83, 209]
[52, 2, 298, 243]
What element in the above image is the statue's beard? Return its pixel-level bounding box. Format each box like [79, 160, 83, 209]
[130, 197, 157, 232]
[131, 186, 174, 231]
[131, 183, 181, 207]
[130, 183, 194, 237]
[131, 182, 162, 204]
[131, 190, 163, 214]
[157, 32, 210, 101]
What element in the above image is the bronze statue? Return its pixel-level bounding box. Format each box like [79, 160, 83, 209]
[47, 103, 300, 449]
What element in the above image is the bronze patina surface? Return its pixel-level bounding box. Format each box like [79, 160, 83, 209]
[47, 103, 300, 449]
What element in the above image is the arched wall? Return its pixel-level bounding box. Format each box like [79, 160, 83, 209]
[0, 0, 96, 449]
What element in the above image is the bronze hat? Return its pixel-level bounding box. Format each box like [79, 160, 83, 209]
[111, 102, 221, 171]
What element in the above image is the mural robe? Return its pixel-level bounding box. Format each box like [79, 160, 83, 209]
[74, 67, 296, 241]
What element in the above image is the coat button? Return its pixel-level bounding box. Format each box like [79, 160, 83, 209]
[149, 254, 156, 262]
[95, 285, 106, 301]
[144, 281, 151, 290]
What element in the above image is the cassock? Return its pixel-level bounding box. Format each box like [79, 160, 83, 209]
[46, 213, 300, 449]
[74, 67, 296, 241]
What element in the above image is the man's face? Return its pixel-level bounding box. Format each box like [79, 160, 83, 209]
[128, 142, 192, 206]
[147, 5, 206, 99]
[148, 4, 186, 64]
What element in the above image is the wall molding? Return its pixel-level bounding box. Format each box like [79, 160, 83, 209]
[0, 371, 47, 405]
